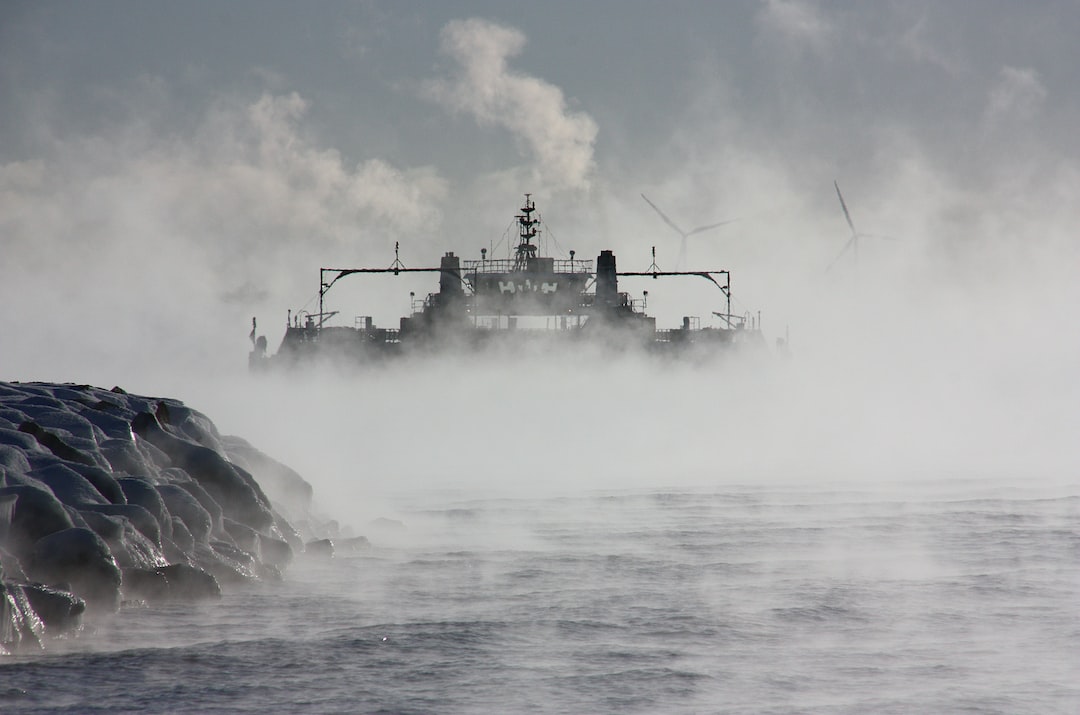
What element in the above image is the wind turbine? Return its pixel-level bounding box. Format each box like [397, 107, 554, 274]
[641, 193, 735, 269]
[828, 180, 892, 272]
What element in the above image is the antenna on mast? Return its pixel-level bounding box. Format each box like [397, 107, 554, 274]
[514, 193, 540, 271]
[641, 193, 736, 269]
[647, 246, 661, 278]
[389, 241, 406, 276]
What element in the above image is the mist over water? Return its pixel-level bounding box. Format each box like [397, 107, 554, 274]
[4, 484, 1078, 714]
[3, 3, 1079, 711]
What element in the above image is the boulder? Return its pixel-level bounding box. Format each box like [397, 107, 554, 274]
[78, 509, 125, 542]
[131, 412, 274, 532]
[174, 479, 225, 539]
[156, 563, 221, 600]
[256, 533, 294, 568]
[81, 503, 162, 547]
[120, 567, 170, 602]
[192, 543, 252, 585]
[26, 463, 108, 506]
[118, 477, 172, 540]
[0, 485, 75, 560]
[98, 438, 150, 477]
[0, 444, 31, 475]
[157, 484, 212, 544]
[20, 583, 85, 634]
[166, 517, 195, 556]
[0, 581, 45, 652]
[305, 538, 335, 558]
[223, 517, 259, 554]
[17, 420, 98, 468]
[222, 435, 314, 512]
[66, 462, 126, 504]
[0, 381, 326, 642]
[27, 528, 121, 612]
[78, 510, 166, 570]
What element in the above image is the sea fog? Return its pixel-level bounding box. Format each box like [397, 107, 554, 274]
[3, 4, 1080, 710]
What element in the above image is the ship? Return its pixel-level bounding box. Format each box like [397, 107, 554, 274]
[248, 194, 767, 369]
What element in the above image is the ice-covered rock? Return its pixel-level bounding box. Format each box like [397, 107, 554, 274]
[27, 527, 121, 611]
[0, 380, 345, 653]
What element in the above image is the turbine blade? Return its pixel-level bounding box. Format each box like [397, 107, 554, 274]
[686, 219, 737, 237]
[834, 180, 856, 235]
[641, 193, 688, 238]
[825, 235, 856, 272]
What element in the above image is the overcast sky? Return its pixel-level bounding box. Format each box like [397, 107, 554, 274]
[2, 1, 1078, 385]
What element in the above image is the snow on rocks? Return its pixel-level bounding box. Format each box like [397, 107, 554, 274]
[0, 381, 325, 652]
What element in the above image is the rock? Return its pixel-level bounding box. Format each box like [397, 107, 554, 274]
[78, 511, 166, 570]
[17, 420, 98, 468]
[65, 462, 126, 504]
[157, 484, 212, 544]
[78, 509, 125, 542]
[0, 381, 333, 649]
[27, 527, 121, 612]
[272, 511, 304, 554]
[0, 444, 31, 475]
[122, 563, 225, 603]
[0, 426, 40, 452]
[26, 462, 109, 506]
[256, 533, 294, 568]
[223, 518, 259, 554]
[305, 538, 335, 558]
[131, 412, 274, 532]
[82, 503, 162, 547]
[120, 566, 170, 602]
[0, 485, 75, 560]
[20, 583, 85, 634]
[174, 478, 225, 539]
[0, 581, 45, 652]
[1, 546, 27, 582]
[167, 516, 195, 555]
[156, 563, 221, 600]
[192, 543, 251, 585]
[222, 435, 314, 512]
[118, 477, 172, 540]
[98, 438, 149, 476]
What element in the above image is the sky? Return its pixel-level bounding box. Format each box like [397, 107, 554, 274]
[1, 1, 1078, 496]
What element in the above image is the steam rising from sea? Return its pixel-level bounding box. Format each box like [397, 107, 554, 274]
[5, 481, 1077, 713]
[2, 6, 1079, 710]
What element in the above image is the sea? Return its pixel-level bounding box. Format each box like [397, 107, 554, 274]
[1, 479, 1077, 714]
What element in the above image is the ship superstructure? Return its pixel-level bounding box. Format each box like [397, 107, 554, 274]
[249, 195, 764, 368]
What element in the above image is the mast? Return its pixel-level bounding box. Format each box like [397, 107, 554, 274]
[513, 193, 540, 271]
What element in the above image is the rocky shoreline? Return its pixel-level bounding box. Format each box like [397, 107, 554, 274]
[0, 381, 339, 653]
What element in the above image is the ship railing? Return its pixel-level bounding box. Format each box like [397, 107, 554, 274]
[471, 316, 587, 331]
[463, 258, 594, 274]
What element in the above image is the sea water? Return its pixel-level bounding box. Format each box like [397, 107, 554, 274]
[1, 480, 1077, 714]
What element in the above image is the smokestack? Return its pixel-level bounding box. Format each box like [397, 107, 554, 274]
[439, 252, 463, 297]
[596, 250, 618, 309]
